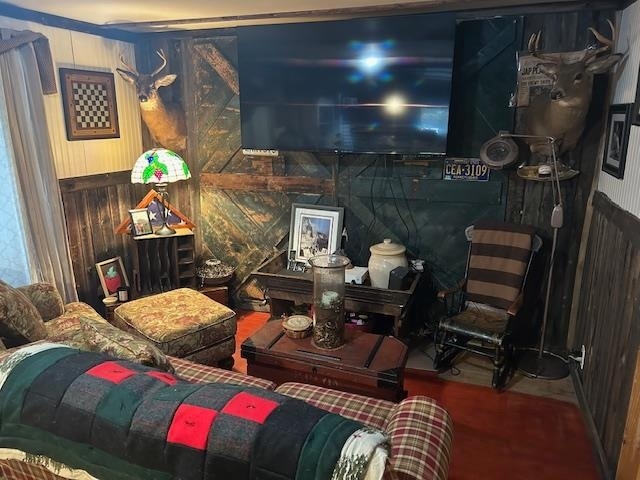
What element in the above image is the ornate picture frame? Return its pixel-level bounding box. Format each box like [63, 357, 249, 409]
[59, 68, 120, 140]
[288, 203, 344, 265]
[602, 104, 632, 179]
[95, 257, 129, 298]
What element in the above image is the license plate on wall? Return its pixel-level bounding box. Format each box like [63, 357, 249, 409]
[443, 158, 490, 181]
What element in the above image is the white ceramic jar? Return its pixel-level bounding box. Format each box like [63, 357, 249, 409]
[368, 239, 408, 289]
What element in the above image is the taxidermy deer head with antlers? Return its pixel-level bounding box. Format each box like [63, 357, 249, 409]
[525, 20, 621, 156]
[117, 50, 187, 153]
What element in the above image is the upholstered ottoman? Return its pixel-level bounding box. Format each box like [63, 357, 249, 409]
[111, 288, 236, 367]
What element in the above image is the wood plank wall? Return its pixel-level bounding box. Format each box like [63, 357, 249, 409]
[573, 191, 640, 477]
[617, 349, 640, 480]
[508, 11, 614, 349]
[60, 172, 193, 312]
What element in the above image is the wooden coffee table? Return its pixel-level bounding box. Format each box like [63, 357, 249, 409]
[241, 320, 408, 401]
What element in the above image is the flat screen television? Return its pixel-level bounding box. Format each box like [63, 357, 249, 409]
[237, 13, 456, 155]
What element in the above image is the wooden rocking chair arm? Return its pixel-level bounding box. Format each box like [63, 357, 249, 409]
[507, 293, 524, 316]
[437, 279, 466, 300]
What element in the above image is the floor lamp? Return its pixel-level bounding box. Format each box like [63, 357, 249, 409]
[492, 132, 570, 380]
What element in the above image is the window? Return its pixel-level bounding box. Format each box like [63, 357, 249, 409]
[0, 104, 31, 286]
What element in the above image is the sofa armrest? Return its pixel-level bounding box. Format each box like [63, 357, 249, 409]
[16, 283, 64, 322]
[276, 383, 453, 480]
[384, 396, 453, 480]
[170, 356, 276, 390]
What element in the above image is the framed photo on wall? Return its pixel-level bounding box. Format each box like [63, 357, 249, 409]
[129, 208, 153, 237]
[602, 104, 632, 179]
[95, 257, 129, 298]
[288, 204, 344, 265]
[59, 68, 120, 140]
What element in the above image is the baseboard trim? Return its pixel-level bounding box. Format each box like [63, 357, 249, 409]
[571, 365, 611, 480]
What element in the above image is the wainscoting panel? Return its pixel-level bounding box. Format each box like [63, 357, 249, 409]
[572, 191, 640, 476]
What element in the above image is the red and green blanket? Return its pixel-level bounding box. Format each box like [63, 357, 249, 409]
[0, 344, 388, 480]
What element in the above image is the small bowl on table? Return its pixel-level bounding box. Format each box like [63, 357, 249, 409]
[282, 315, 313, 339]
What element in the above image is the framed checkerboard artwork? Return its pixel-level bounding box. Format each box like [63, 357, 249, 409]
[59, 68, 120, 140]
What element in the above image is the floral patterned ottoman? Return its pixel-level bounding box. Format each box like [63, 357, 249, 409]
[111, 288, 236, 367]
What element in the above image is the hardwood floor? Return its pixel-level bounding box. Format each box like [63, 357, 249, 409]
[232, 310, 600, 480]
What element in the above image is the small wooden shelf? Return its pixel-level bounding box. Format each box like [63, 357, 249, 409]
[130, 227, 196, 295]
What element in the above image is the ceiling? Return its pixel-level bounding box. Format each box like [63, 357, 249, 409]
[0, 0, 615, 32]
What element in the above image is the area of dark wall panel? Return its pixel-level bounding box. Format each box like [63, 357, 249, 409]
[447, 16, 520, 157]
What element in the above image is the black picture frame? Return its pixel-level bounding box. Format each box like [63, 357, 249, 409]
[602, 104, 632, 179]
[59, 68, 120, 140]
[633, 69, 640, 126]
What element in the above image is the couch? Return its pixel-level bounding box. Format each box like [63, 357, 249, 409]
[0, 282, 453, 480]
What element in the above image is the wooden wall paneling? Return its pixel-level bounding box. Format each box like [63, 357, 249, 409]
[617, 349, 640, 480]
[63, 190, 92, 303]
[574, 192, 640, 476]
[508, 10, 614, 349]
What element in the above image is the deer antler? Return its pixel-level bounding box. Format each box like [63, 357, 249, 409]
[150, 50, 168, 77]
[528, 31, 559, 62]
[585, 19, 615, 62]
[119, 53, 138, 77]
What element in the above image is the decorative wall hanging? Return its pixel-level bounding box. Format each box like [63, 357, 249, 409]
[603, 104, 632, 179]
[59, 68, 120, 140]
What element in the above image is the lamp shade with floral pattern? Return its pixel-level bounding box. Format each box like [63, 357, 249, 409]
[131, 148, 191, 185]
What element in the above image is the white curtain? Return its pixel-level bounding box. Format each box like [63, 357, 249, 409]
[0, 39, 78, 302]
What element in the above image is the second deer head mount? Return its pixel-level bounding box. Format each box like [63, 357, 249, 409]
[524, 19, 622, 157]
[117, 50, 187, 154]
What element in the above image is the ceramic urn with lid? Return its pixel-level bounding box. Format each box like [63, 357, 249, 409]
[368, 239, 408, 289]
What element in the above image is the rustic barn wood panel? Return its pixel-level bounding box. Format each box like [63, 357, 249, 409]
[507, 11, 615, 349]
[573, 191, 640, 477]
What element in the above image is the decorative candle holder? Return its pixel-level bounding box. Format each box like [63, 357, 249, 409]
[308, 254, 350, 350]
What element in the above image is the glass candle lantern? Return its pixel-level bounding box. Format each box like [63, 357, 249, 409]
[308, 254, 350, 350]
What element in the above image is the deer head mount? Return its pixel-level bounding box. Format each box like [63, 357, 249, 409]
[525, 20, 621, 157]
[117, 50, 187, 153]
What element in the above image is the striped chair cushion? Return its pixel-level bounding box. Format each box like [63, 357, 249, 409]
[466, 222, 535, 310]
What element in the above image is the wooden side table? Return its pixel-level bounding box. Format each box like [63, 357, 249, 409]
[198, 286, 229, 306]
[252, 251, 423, 338]
[103, 301, 122, 323]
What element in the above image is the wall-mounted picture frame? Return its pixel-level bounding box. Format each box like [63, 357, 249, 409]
[129, 208, 153, 237]
[603, 104, 632, 179]
[95, 257, 129, 298]
[633, 68, 640, 126]
[288, 203, 344, 264]
[59, 68, 120, 141]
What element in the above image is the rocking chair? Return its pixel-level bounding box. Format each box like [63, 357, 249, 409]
[433, 221, 542, 389]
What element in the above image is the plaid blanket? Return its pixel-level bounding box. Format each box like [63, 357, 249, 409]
[0, 344, 388, 480]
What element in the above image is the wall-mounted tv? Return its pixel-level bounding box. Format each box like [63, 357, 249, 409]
[238, 12, 456, 155]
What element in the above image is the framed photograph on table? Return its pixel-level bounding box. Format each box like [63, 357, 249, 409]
[95, 257, 129, 298]
[603, 104, 632, 179]
[129, 208, 153, 237]
[288, 204, 344, 265]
